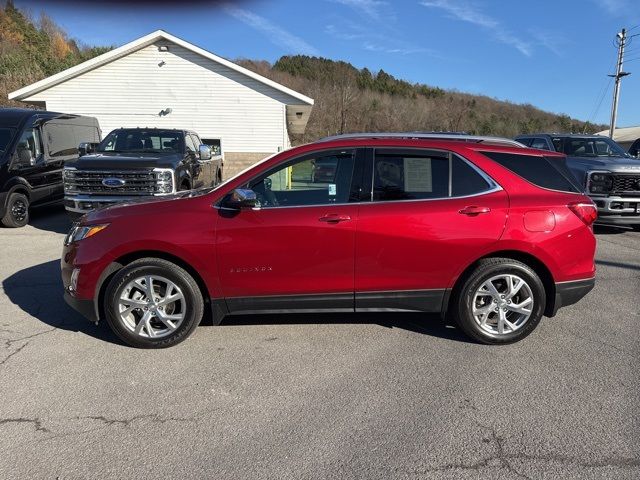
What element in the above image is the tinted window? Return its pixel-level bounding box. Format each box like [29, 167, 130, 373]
[44, 123, 76, 158]
[16, 128, 42, 161]
[530, 138, 550, 150]
[373, 152, 449, 201]
[630, 139, 640, 158]
[372, 151, 492, 201]
[98, 130, 183, 153]
[516, 137, 533, 147]
[249, 152, 355, 207]
[560, 137, 628, 157]
[452, 157, 491, 196]
[481, 151, 581, 193]
[0, 128, 14, 154]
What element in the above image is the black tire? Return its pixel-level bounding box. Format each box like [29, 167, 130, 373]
[104, 258, 204, 348]
[451, 258, 546, 345]
[1, 192, 29, 228]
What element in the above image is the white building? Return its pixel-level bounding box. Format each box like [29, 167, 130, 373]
[8, 30, 314, 177]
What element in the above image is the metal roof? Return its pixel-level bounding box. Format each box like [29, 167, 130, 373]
[319, 132, 525, 147]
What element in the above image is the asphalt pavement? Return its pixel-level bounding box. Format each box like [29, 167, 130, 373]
[0, 206, 638, 479]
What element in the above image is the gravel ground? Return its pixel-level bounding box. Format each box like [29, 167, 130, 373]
[0, 206, 638, 479]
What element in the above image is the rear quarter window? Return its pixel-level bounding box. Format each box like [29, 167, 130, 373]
[480, 151, 582, 193]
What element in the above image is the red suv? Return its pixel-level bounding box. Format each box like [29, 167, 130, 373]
[61, 134, 597, 348]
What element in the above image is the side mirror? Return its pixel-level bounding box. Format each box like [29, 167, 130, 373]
[222, 188, 259, 210]
[199, 144, 212, 161]
[78, 142, 97, 156]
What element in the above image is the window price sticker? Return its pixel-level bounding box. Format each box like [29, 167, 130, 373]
[328, 184, 337, 196]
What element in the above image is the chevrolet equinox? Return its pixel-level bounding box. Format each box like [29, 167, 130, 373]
[62, 133, 597, 348]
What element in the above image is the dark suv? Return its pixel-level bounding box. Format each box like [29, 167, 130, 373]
[515, 134, 640, 225]
[0, 108, 100, 227]
[63, 128, 223, 216]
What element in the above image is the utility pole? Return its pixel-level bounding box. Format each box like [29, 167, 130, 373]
[608, 28, 630, 138]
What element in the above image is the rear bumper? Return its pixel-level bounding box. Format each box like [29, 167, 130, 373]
[550, 277, 595, 316]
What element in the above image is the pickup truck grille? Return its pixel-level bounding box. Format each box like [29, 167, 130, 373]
[64, 170, 159, 195]
[611, 174, 640, 196]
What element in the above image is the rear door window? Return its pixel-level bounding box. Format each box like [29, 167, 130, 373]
[481, 151, 582, 193]
[371, 149, 494, 201]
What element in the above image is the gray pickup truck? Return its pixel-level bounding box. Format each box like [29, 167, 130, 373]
[64, 127, 223, 217]
[514, 134, 640, 226]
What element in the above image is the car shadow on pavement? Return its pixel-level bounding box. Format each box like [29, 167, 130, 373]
[593, 224, 632, 235]
[222, 312, 474, 343]
[4, 260, 473, 346]
[29, 204, 72, 235]
[2, 259, 124, 346]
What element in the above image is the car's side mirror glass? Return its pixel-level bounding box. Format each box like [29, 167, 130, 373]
[222, 188, 259, 210]
[199, 144, 212, 161]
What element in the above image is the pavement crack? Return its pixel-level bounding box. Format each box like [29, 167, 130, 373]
[0, 341, 30, 366]
[0, 417, 49, 433]
[81, 414, 197, 427]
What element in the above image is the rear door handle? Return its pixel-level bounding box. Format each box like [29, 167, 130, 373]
[459, 206, 491, 215]
[319, 214, 351, 223]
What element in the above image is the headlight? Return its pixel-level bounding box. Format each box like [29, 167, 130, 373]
[588, 172, 613, 193]
[63, 168, 76, 179]
[154, 169, 174, 194]
[64, 224, 109, 245]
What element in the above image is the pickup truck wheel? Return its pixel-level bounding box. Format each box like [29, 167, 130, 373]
[1, 192, 29, 228]
[105, 258, 204, 348]
[451, 258, 545, 345]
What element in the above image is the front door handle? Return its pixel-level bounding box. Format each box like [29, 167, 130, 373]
[459, 206, 491, 216]
[319, 214, 351, 223]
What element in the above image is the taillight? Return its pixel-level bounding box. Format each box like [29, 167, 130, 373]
[568, 202, 598, 226]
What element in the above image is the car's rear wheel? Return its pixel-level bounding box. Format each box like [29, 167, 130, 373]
[452, 258, 545, 344]
[105, 258, 204, 348]
[1, 192, 29, 228]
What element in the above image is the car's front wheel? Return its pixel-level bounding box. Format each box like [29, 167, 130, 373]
[105, 258, 204, 348]
[452, 258, 546, 344]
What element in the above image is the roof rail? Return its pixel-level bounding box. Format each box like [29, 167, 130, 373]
[318, 132, 525, 148]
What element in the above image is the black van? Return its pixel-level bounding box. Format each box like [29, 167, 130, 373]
[0, 108, 101, 227]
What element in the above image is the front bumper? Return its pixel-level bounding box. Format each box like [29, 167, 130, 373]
[64, 290, 98, 323]
[591, 195, 640, 225]
[64, 195, 143, 214]
[550, 277, 595, 316]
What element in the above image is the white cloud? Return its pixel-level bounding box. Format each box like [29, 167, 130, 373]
[325, 22, 437, 56]
[420, 0, 533, 56]
[592, 0, 629, 14]
[330, 0, 390, 20]
[221, 4, 319, 56]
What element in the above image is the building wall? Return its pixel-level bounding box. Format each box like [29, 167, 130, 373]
[23, 42, 301, 154]
[223, 152, 274, 179]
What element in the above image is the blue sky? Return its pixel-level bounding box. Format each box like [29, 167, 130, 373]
[16, 0, 640, 127]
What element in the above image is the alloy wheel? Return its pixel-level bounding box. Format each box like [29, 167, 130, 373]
[118, 275, 186, 339]
[471, 274, 534, 336]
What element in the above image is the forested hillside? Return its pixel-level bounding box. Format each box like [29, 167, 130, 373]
[238, 56, 606, 142]
[0, 0, 111, 108]
[1, 1, 604, 141]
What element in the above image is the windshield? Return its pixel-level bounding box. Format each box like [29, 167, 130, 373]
[97, 129, 184, 154]
[558, 137, 631, 158]
[0, 128, 15, 155]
